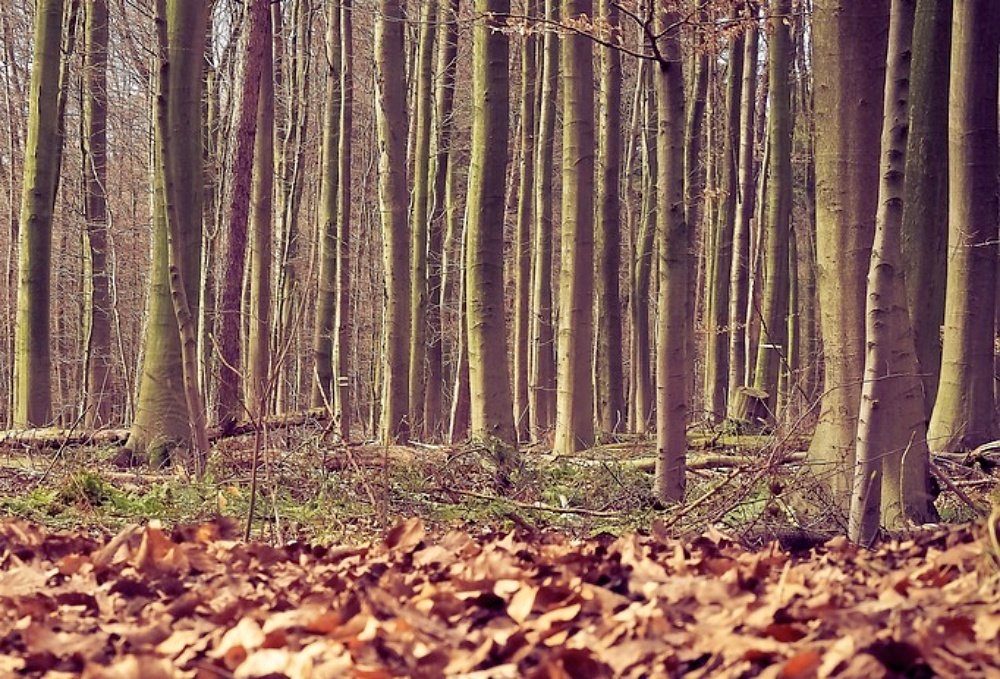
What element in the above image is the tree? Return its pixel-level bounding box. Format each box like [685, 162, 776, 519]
[900, 0, 950, 416]
[13, 0, 65, 427]
[466, 0, 516, 447]
[807, 0, 887, 500]
[334, 0, 354, 441]
[529, 0, 558, 438]
[247, 6, 275, 417]
[726, 6, 759, 419]
[926, 0, 999, 452]
[82, 0, 114, 427]
[217, 0, 269, 427]
[653, 10, 687, 502]
[512, 0, 537, 442]
[850, 0, 935, 544]
[127, 0, 210, 470]
[751, 0, 792, 413]
[594, 0, 624, 438]
[703, 24, 744, 422]
[311, 1, 342, 411]
[553, 0, 595, 456]
[408, 0, 436, 436]
[375, 0, 412, 442]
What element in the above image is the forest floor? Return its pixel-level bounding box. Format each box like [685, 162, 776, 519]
[0, 424, 998, 676]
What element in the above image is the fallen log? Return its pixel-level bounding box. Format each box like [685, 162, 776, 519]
[0, 407, 332, 450]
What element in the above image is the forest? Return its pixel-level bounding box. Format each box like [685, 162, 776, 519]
[0, 0, 999, 675]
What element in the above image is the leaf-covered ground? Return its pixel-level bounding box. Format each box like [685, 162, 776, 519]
[1, 516, 998, 678]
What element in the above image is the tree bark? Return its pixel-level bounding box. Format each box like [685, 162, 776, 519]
[553, 0, 596, 456]
[927, 0, 999, 452]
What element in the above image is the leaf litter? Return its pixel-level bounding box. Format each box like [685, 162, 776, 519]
[0, 516, 998, 678]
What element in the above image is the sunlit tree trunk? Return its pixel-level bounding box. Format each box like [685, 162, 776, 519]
[129, 0, 210, 471]
[13, 0, 65, 427]
[927, 0, 999, 452]
[851, 0, 935, 544]
[653, 11, 687, 502]
[808, 0, 887, 499]
[376, 0, 412, 442]
[466, 0, 515, 448]
[553, 0, 595, 456]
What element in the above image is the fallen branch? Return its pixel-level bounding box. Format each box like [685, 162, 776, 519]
[440, 488, 621, 518]
[622, 451, 807, 473]
[0, 408, 332, 450]
[930, 460, 988, 516]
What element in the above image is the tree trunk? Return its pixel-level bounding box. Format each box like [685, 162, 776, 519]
[217, 0, 269, 427]
[927, 0, 999, 452]
[408, 0, 436, 437]
[807, 0, 887, 500]
[594, 0, 623, 439]
[851, 0, 934, 544]
[751, 0, 793, 414]
[703, 26, 744, 423]
[376, 0, 411, 442]
[653, 11, 687, 502]
[466, 0, 516, 448]
[425, 0, 460, 440]
[512, 0, 537, 442]
[247, 10, 274, 418]
[553, 0, 596, 456]
[82, 0, 113, 427]
[900, 0, 950, 417]
[334, 0, 354, 441]
[13, 0, 65, 427]
[528, 0, 558, 438]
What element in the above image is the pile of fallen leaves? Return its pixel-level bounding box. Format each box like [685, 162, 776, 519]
[0, 517, 998, 678]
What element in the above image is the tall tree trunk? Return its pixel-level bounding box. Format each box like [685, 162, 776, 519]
[311, 1, 342, 410]
[13, 0, 65, 427]
[528, 0, 558, 438]
[376, 0, 411, 442]
[426, 0, 460, 439]
[82, 0, 113, 427]
[334, 0, 354, 441]
[466, 0, 516, 448]
[630, 65, 656, 434]
[216, 0, 269, 427]
[703, 26, 744, 422]
[247, 11, 274, 418]
[901, 0, 951, 416]
[726, 11, 759, 418]
[594, 0, 623, 439]
[553, 0, 596, 456]
[851, 0, 934, 544]
[927, 0, 999, 452]
[653, 12, 687, 502]
[751, 0, 793, 413]
[807, 0, 887, 500]
[408, 0, 436, 436]
[129, 0, 210, 471]
[512, 0, 537, 442]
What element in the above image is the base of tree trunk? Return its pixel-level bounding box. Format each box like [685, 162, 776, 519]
[726, 386, 771, 432]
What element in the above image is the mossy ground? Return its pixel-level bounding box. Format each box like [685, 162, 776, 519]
[0, 425, 992, 545]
